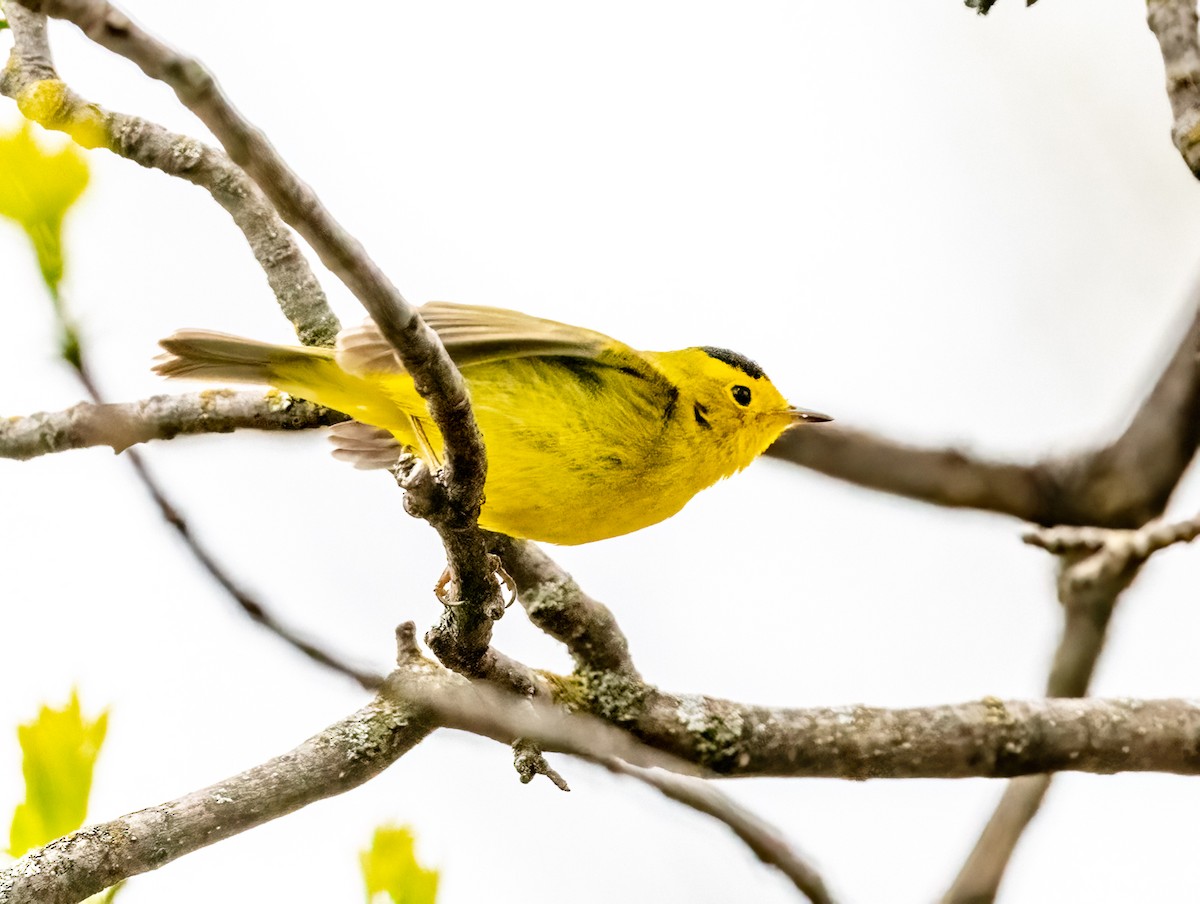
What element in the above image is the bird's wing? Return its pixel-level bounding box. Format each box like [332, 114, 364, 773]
[336, 302, 635, 375]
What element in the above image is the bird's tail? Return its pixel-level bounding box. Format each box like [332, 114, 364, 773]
[154, 330, 403, 426]
[154, 330, 332, 384]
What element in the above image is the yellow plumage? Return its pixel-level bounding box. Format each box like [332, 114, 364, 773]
[154, 303, 829, 545]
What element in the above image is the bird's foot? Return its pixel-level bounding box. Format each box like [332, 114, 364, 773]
[433, 555, 517, 610]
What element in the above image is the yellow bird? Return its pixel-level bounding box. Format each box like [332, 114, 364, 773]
[155, 303, 830, 545]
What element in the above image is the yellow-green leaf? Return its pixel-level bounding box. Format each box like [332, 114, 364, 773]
[361, 825, 439, 904]
[0, 120, 89, 291]
[8, 690, 108, 857]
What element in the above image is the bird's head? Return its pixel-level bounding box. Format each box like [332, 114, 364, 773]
[655, 345, 831, 474]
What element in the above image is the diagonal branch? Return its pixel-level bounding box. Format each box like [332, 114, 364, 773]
[13, 0, 517, 685]
[492, 535, 639, 678]
[0, 3, 339, 346]
[1050, 298, 1200, 526]
[598, 758, 836, 904]
[129, 443, 386, 691]
[66, 339, 380, 689]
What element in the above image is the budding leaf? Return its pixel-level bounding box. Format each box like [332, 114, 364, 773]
[0, 120, 89, 292]
[8, 690, 108, 858]
[361, 825, 439, 904]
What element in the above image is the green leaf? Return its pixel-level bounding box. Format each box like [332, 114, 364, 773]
[0, 120, 89, 292]
[8, 690, 109, 857]
[360, 825, 439, 904]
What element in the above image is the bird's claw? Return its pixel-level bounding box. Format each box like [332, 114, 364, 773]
[433, 567, 463, 606]
[433, 556, 518, 610]
[491, 553, 518, 609]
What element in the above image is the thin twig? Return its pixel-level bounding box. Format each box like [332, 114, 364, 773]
[1024, 514, 1200, 587]
[69, 344, 379, 689]
[1, 7, 379, 688]
[599, 758, 836, 904]
[512, 739, 571, 791]
[122, 437, 386, 691]
[941, 532, 1148, 903]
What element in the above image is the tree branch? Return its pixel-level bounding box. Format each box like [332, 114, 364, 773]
[766, 425, 1050, 522]
[0, 3, 339, 346]
[7, 621, 1200, 904]
[492, 535, 639, 678]
[1050, 297, 1200, 527]
[0, 390, 344, 460]
[7, 681, 1200, 904]
[769, 290, 1200, 529]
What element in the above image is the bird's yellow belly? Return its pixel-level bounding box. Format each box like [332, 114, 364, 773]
[466, 399, 692, 546]
[477, 462, 692, 545]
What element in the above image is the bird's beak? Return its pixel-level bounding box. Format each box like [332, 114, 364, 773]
[787, 406, 833, 424]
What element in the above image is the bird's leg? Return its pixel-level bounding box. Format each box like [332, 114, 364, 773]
[393, 451, 514, 609]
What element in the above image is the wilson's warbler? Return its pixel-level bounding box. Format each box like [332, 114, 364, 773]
[155, 303, 829, 545]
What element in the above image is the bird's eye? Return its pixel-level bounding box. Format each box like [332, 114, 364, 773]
[731, 385, 752, 406]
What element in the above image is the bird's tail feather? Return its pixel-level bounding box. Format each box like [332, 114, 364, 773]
[155, 329, 413, 431]
[154, 330, 331, 384]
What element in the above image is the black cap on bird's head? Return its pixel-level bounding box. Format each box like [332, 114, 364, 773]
[699, 346, 766, 380]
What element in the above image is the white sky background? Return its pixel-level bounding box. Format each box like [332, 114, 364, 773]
[2, 1, 1200, 901]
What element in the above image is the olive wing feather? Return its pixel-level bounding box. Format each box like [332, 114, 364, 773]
[332, 302, 681, 471]
[336, 302, 633, 375]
